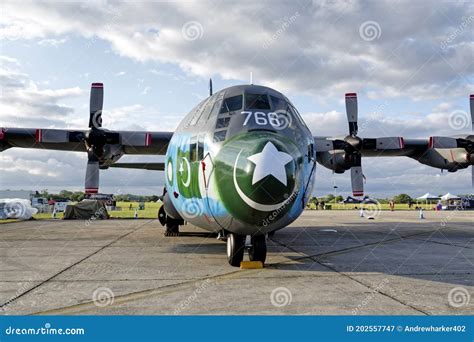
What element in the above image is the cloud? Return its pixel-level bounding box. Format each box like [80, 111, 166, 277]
[0, 1, 472, 196]
[0, 64, 83, 128]
[1, 1, 472, 99]
[37, 37, 68, 46]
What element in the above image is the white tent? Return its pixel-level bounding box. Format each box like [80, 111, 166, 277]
[441, 193, 460, 201]
[416, 193, 440, 200]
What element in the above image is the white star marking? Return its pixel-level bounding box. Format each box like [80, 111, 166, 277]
[247, 142, 293, 186]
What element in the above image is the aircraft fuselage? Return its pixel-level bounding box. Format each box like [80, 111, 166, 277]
[164, 85, 316, 235]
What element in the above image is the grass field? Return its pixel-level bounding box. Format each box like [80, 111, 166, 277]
[310, 202, 436, 210]
[1, 201, 436, 224]
[31, 201, 162, 220]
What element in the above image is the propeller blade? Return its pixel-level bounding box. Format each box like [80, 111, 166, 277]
[470, 94, 473, 131]
[85, 156, 100, 194]
[351, 165, 364, 197]
[209, 78, 213, 96]
[89, 83, 103, 129]
[345, 93, 358, 136]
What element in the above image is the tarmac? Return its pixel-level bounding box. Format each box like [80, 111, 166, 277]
[0, 210, 472, 315]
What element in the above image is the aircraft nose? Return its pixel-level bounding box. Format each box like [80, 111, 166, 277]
[214, 131, 303, 226]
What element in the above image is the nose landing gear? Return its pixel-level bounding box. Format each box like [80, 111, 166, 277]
[248, 235, 267, 264]
[226, 233, 267, 267]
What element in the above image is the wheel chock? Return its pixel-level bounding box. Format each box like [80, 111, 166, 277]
[240, 261, 263, 269]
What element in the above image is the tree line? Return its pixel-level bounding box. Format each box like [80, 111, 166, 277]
[38, 190, 161, 203]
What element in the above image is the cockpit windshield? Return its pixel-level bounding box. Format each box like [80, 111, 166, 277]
[245, 93, 271, 110]
[220, 95, 243, 114]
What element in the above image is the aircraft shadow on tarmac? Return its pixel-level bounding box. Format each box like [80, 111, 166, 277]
[167, 223, 474, 287]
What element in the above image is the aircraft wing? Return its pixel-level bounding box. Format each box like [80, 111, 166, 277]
[313, 93, 474, 197]
[108, 162, 165, 170]
[0, 82, 173, 194]
[0, 127, 172, 155]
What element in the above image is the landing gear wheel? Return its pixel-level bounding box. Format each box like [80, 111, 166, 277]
[249, 234, 267, 264]
[164, 222, 179, 236]
[158, 205, 167, 226]
[227, 233, 245, 267]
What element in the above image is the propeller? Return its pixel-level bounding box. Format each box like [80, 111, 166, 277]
[83, 83, 119, 195]
[84, 83, 104, 194]
[344, 93, 364, 196]
[343, 93, 405, 196]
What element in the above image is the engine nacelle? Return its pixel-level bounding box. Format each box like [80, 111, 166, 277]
[97, 144, 124, 169]
[417, 148, 472, 171]
[316, 150, 350, 173]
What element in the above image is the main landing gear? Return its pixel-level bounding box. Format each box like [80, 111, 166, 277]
[158, 205, 182, 237]
[226, 233, 267, 267]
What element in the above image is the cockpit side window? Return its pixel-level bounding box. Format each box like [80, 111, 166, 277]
[189, 98, 209, 126]
[270, 95, 305, 127]
[245, 93, 270, 110]
[219, 95, 243, 114]
[289, 103, 306, 126]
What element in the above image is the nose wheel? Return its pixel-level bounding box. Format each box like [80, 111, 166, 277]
[226, 233, 245, 266]
[249, 234, 267, 264]
[226, 233, 267, 267]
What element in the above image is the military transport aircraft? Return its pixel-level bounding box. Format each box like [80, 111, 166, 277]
[1, 82, 473, 266]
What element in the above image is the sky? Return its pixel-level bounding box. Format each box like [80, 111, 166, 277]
[0, 0, 473, 198]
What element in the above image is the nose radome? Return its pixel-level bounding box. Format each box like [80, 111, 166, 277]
[214, 131, 303, 226]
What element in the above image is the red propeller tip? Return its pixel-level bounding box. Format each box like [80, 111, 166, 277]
[470, 94, 474, 99]
[345, 93, 357, 97]
[91, 83, 103, 88]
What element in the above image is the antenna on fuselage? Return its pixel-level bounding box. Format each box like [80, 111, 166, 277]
[209, 78, 213, 96]
[250, 72, 253, 85]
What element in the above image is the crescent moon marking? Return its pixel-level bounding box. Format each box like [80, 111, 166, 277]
[233, 150, 295, 212]
[181, 156, 191, 187]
